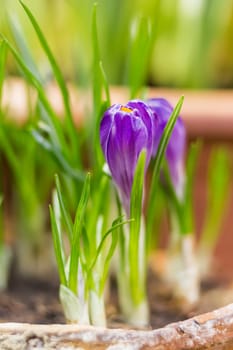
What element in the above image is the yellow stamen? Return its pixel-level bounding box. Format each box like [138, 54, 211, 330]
[120, 106, 133, 113]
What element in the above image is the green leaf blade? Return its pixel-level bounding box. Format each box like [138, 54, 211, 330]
[129, 150, 147, 304]
[50, 205, 67, 287]
[0, 40, 7, 106]
[68, 173, 91, 294]
[55, 174, 73, 242]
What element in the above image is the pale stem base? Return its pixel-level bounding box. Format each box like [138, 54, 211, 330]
[166, 234, 200, 305]
[118, 278, 149, 327]
[0, 244, 12, 291]
[117, 217, 149, 327]
[59, 284, 90, 325]
[197, 245, 213, 279]
[16, 235, 55, 279]
[89, 290, 106, 327]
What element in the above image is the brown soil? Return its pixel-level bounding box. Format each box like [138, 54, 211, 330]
[0, 271, 232, 329]
[0, 277, 65, 324]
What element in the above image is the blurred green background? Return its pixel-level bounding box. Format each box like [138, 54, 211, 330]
[1, 0, 233, 89]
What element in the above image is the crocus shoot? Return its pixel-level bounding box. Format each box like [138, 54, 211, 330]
[50, 174, 130, 326]
[100, 97, 184, 326]
[147, 98, 200, 305]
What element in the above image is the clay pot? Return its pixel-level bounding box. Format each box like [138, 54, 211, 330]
[0, 303, 233, 349]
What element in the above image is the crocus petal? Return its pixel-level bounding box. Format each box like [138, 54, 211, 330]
[147, 98, 186, 199]
[100, 100, 154, 214]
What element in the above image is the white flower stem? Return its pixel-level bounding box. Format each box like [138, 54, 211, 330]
[118, 217, 149, 327]
[118, 271, 149, 327]
[166, 232, 200, 305]
[59, 284, 90, 324]
[197, 244, 213, 278]
[89, 290, 106, 327]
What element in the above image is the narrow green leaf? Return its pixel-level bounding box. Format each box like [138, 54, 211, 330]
[0, 40, 7, 106]
[115, 189, 127, 272]
[31, 129, 84, 181]
[147, 96, 184, 229]
[0, 125, 20, 178]
[91, 4, 110, 171]
[50, 205, 67, 286]
[128, 17, 153, 98]
[80, 226, 90, 271]
[92, 3, 102, 118]
[88, 217, 130, 273]
[92, 3, 103, 167]
[68, 173, 91, 294]
[55, 174, 73, 242]
[30, 129, 53, 151]
[19, 3, 70, 116]
[37, 103, 64, 149]
[99, 61, 110, 108]
[20, 1, 80, 165]
[145, 184, 165, 251]
[8, 13, 43, 83]
[3, 37, 65, 148]
[99, 225, 119, 294]
[86, 175, 109, 250]
[94, 100, 109, 169]
[129, 150, 146, 304]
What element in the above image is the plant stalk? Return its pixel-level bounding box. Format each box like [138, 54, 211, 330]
[89, 290, 106, 327]
[118, 217, 149, 326]
[166, 210, 199, 305]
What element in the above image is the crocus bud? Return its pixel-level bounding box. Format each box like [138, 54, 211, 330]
[100, 100, 156, 215]
[147, 98, 186, 200]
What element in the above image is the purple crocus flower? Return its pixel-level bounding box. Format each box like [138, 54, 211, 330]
[100, 100, 157, 215]
[147, 98, 186, 200]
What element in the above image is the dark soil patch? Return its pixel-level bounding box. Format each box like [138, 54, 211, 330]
[0, 277, 64, 324]
[0, 272, 231, 328]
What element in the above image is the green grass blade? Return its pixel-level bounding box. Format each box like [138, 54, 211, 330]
[50, 204, 67, 286]
[92, 3, 102, 118]
[19, 1, 80, 164]
[30, 129, 53, 151]
[8, 13, 43, 83]
[68, 173, 91, 294]
[147, 96, 184, 230]
[3, 37, 66, 147]
[129, 150, 146, 304]
[31, 129, 84, 181]
[100, 232, 118, 294]
[99, 61, 110, 107]
[0, 40, 7, 107]
[55, 174, 73, 242]
[19, 2, 69, 115]
[0, 125, 20, 178]
[91, 4, 111, 170]
[88, 217, 130, 273]
[80, 226, 90, 272]
[86, 174, 109, 250]
[92, 3, 103, 168]
[128, 17, 153, 99]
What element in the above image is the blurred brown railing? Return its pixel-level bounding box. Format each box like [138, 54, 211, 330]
[2, 78, 233, 140]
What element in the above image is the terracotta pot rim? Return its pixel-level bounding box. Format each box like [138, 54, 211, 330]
[1, 302, 233, 349]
